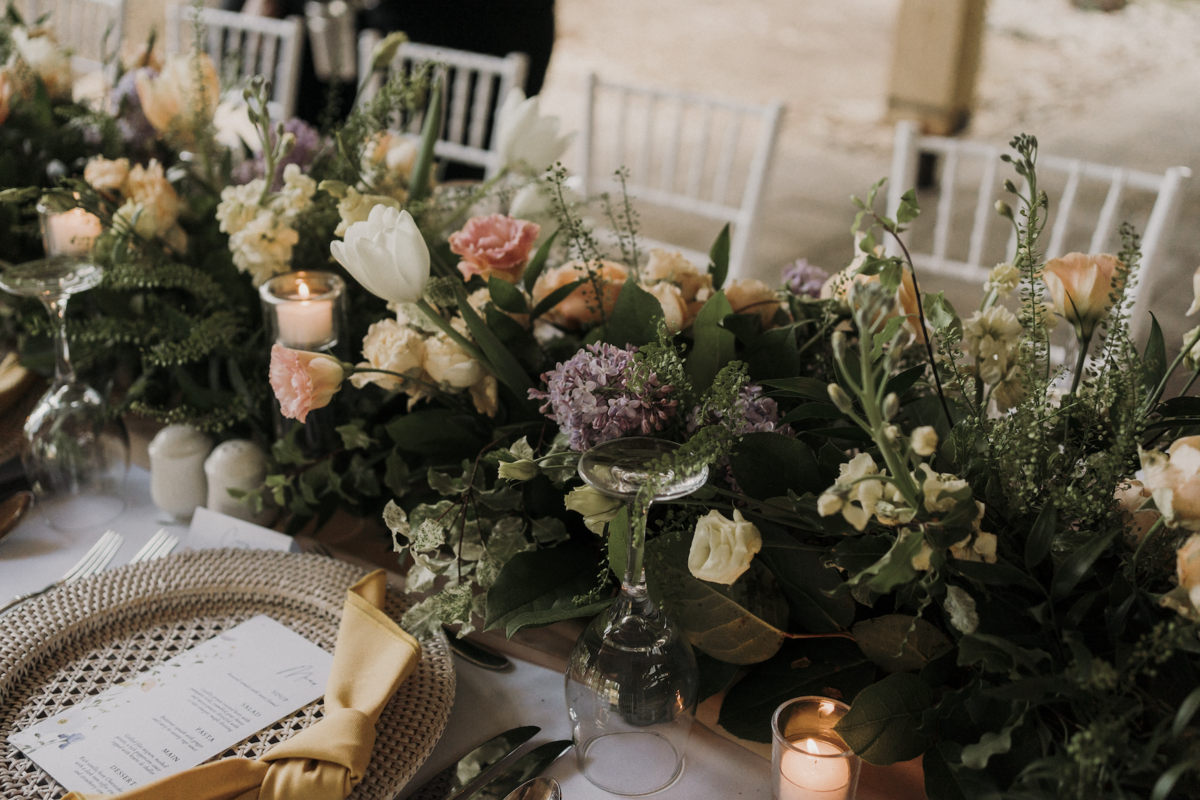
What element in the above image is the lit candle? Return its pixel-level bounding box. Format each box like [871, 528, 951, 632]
[275, 278, 334, 350]
[43, 208, 103, 256]
[778, 737, 851, 798]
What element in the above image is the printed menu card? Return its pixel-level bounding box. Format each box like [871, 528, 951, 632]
[9, 615, 334, 793]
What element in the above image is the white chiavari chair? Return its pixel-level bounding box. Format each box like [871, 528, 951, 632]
[164, 4, 303, 120]
[25, 0, 124, 75]
[357, 32, 529, 178]
[579, 73, 783, 279]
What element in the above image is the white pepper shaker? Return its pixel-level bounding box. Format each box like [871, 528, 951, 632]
[148, 425, 213, 521]
[204, 439, 277, 526]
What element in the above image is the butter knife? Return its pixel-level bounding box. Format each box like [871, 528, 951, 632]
[459, 740, 573, 800]
[402, 725, 539, 800]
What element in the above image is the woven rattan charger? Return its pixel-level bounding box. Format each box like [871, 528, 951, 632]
[0, 548, 456, 799]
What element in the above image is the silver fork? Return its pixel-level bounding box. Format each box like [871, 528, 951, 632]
[0, 529, 124, 614]
[129, 529, 180, 564]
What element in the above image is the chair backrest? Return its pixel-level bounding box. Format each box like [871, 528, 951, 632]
[886, 120, 1190, 342]
[25, 0, 124, 74]
[580, 73, 783, 279]
[356, 31, 529, 178]
[164, 4, 303, 120]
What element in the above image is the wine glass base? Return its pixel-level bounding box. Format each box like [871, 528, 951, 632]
[39, 493, 126, 532]
[578, 732, 685, 796]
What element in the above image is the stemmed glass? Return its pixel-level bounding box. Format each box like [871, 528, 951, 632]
[0, 257, 129, 530]
[566, 437, 708, 796]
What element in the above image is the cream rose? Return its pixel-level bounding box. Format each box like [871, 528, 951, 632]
[1177, 535, 1200, 610]
[1042, 252, 1124, 339]
[423, 333, 486, 389]
[688, 509, 763, 585]
[642, 281, 689, 333]
[725, 278, 781, 329]
[1139, 436, 1200, 531]
[125, 160, 180, 232]
[644, 249, 713, 306]
[350, 318, 426, 392]
[84, 157, 131, 194]
[1115, 479, 1161, 543]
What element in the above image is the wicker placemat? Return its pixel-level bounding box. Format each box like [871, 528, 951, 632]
[0, 549, 456, 800]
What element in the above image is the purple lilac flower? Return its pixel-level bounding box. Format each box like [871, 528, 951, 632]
[110, 68, 157, 149]
[782, 258, 829, 298]
[687, 383, 792, 490]
[232, 118, 325, 189]
[529, 343, 678, 452]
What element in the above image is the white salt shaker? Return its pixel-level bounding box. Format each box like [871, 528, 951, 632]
[204, 439, 277, 526]
[148, 425, 213, 521]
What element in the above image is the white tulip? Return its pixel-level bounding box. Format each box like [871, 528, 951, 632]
[687, 509, 763, 585]
[330, 205, 430, 304]
[494, 89, 574, 174]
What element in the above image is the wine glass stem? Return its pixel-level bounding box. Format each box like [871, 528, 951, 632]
[42, 295, 75, 385]
[620, 496, 652, 611]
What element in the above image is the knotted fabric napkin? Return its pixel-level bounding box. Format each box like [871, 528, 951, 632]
[63, 569, 422, 800]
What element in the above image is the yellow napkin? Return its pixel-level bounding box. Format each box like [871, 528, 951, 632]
[63, 570, 422, 800]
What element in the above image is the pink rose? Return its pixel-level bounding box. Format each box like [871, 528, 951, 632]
[449, 214, 540, 284]
[269, 344, 345, 423]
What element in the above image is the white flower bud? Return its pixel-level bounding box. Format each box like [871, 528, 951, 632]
[912, 426, 939, 457]
[828, 383, 854, 414]
[882, 392, 899, 421]
[498, 459, 540, 482]
[832, 331, 847, 363]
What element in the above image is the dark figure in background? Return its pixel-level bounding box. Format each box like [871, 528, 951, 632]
[221, 0, 555, 129]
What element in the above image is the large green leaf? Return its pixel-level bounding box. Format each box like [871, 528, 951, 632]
[488, 276, 529, 314]
[453, 284, 535, 394]
[646, 532, 788, 664]
[1051, 530, 1117, 600]
[484, 543, 612, 636]
[1024, 502, 1056, 570]
[718, 639, 875, 743]
[845, 529, 926, 594]
[1143, 313, 1166, 393]
[407, 77, 441, 204]
[523, 229, 559, 293]
[760, 376, 832, 402]
[729, 433, 824, 501]
[834, 673, 933, 766]
[685, 291, 735, 392]
[602, 277, 664, 348]
[852, 614, 953, 673]
[387, 409, 485, 459]
[708, 223, 731, 290]
[756, 526, 854, 633]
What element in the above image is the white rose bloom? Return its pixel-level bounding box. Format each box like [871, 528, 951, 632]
[687, 509, 763, 585]
[350, 318, 426, 392]
[423, 333, 485, 389]
[494, 88, 574, 173]
[331, 205, 430, 304]
[113, 201, 159, 240]
[229, 211, 299, 286]
[216, 180, 266, 236]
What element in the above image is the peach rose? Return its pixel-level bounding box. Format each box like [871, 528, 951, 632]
[644, 249, 713, 306]
[1177, 535, 1200, 610]
[126, 160, 180, 234]
[84, 157, 131, 194]
[725, 278, 781, 329]
[642, 281, 689, 333]
[533, 260, 628, 330]
[1042, 252, 1124, 339]
[136, 52, 219, 142]
[269, 344, 345, 423]
[449, 214, 541, 284]
[1140, 436, 1200, 532]
[1115, 479, 1161, 543]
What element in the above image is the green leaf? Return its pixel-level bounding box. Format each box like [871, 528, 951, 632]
[387, 409, 484, 459]
[923, 746, 968, 800]
[523, 229, 559, 293]
[834, 673, 932, 766]
[336, 421, 376, 450]
[896, 188, 920, 224]
[685, 291, 736, 393]
[957, 633, 1050, 679]
[488, 276, 529, 314]
[272, 426, 306, 466]
[530, 278, 587, 319]
[729, 433, 824, 502]
[756, 529, 855, 633]
[1172, 686, 1200, 736]
[1144, 313, 1167, 392]
[884, 364, 928, 399]
[454, 284, 535, 394]
[780, 403, 847, 425]
[646, 532, 788, 664]
[960, 709, 1024, 769]
[1051, 530, 1117, 600]
[846, 529, 925, 594]
[1025, 501, 1056, 570]
[484, 543, 612, 636]
[871, 316, 906, 360]
[708, 223, 731, 290]
[384, 448, 411, 495]
[953, 560, 1043, 594]
[601, 277, 664, 348]
[719, 638, 875, 742]
[407, 76, 441, 203]
[852, 614, 953, 673]
[923, 291, 957, 333]
[760, 376, 832, 402]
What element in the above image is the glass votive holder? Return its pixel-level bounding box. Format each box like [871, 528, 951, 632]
[38, 201, 102, 257]
[772, 697, 860, 800]
[259, 270, 346, 352]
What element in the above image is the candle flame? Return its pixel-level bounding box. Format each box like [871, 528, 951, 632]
[298, 281, 310, 299]
[803, 738, 819, 755]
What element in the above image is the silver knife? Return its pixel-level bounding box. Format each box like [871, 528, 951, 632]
[403, 726, 539, 800]
[460, 740, 573, 800]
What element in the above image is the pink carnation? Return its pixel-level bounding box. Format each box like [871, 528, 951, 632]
[449, 214, 540, 284]
[269, 344, 345, 423]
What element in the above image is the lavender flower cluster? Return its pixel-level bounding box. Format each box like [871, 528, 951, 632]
[782, 258, 829, 298]
[232, 118, 325, 189]
[688, 383, 791, 489]
[530, 343, 678, 452]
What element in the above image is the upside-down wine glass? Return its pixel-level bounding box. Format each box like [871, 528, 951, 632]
[0, 257, 129, 530]
[566, 436, 708, 795]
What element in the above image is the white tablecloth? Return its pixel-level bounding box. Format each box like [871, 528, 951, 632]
[0, 467, 772, 799]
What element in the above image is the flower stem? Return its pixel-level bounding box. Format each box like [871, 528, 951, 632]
[1068, 330, 1092, 399]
